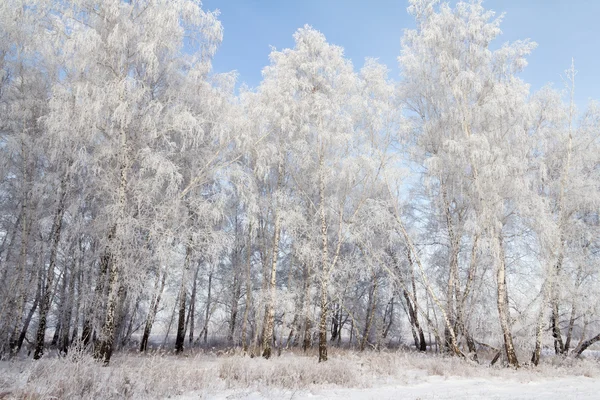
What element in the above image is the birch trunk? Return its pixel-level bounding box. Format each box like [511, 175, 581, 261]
[241, 224, 252, 353]
[33, 176, 67, 359]
[495, 235, 519, 367]
[261, 209, 281, 359]
[262, 161, 282, 359]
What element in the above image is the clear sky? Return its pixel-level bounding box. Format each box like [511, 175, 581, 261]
[202, 0, 600, 108]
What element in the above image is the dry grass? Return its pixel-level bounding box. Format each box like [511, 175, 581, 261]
[1, 347, 599, 399]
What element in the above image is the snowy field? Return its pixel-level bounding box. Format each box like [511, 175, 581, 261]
[1, 349, 599, 399]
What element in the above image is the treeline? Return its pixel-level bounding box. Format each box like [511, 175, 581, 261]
[0, 0, 599, 368]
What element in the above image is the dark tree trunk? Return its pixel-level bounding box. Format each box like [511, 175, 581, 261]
[17, 272, 42, 353]
[188, 263, 199, 345]
[201, 266, 213, 345]
[33, 175, 67, 359]
[573, 332, 600, 357]
[140, 267, 167, 352]
[360, 276, 377, 352]
[175, 244, 192, 353]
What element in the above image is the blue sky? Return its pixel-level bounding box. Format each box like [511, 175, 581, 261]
[202, 0, 600, 108]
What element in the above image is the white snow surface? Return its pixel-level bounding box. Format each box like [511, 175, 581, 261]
[179, 375, 599, 399]
[3, 350, 600, 399]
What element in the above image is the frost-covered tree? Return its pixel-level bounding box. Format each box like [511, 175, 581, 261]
[399, 0, 537, 366]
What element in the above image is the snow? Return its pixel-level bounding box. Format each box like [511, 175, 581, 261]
[181, 376, 600, 400]
[3, 350, 599, 399]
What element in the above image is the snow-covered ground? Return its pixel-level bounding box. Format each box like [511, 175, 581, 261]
[191, 376, 600, 399]
[2, 349, 599, 399]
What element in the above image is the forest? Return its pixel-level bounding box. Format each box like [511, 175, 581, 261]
[1, 0, 600, 395]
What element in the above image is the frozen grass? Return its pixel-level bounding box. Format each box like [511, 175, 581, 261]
[1, 347, 599, 399]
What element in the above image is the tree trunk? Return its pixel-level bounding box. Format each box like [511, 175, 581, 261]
[241, 224, 252, 353]
[16, 271, 42, 353]
[262, 162, 282, 359]
[60, 258, 78, 354]
[442, 186, 459, 354]
[201, 266, 213, 345]
[302, 263, 312, 352]
[93, 252, 120, 365]
[330, 302, 340, 342]
[317, 151, 330, 363]
[360, 275, 377, 352]
[188, 263, 199, 345]
[140, 267, 167, 352]
[83, 253, 109, 347]
[262, 210, 281, 359]
[175, 244, 192, 353]
[495, 235, 519, 367]
[573, 332, 600, 357]
[228, 262, 241, 344]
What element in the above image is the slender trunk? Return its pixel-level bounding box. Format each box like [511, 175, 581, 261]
[60, 259, 78, 354]
[550, 255, 565, 354]
[564, 303, 577, 353]
[261, 210, 281, 359]
[442, 186, 459, 353]
[241, 224, 252, 353]
[228, 264, 241, 344]
[495, 235, 519, 367]
[262, 162, 282, 359]
[175, 243, 192, 353]
[71, 247, 85, 344]
[202, 266, 213, 345]
[83, 256, 108, 346]
[382, 297, 394, 340]
[51, 265, 69, 347]
[34, 168, 69, 359]
[360, 275, 377, 351]
[140, 267, 167, 352]
[317, 150, 330, 363]
[302, 263, 312, 352]
[121, 293, 140, 348]
[330, 303, 339, 342]
[188, 264, 199, 345]
[162, 290, 179, 347]
[17, 271, 42, 353]
[402, 289, 422, 351]
[392, 210, 463, 357]
[6, 189, 31, 356]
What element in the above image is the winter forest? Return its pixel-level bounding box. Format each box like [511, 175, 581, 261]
[1, 0, 600, 398]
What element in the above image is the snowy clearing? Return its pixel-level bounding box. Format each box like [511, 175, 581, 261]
[2, 350, 599, 399]
[189, 376, 600, 400]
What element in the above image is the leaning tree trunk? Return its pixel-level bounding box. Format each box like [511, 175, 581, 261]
[140, 267, 167, 352]
[573, 332, 600, 357]
[16, 270, 42, 353]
